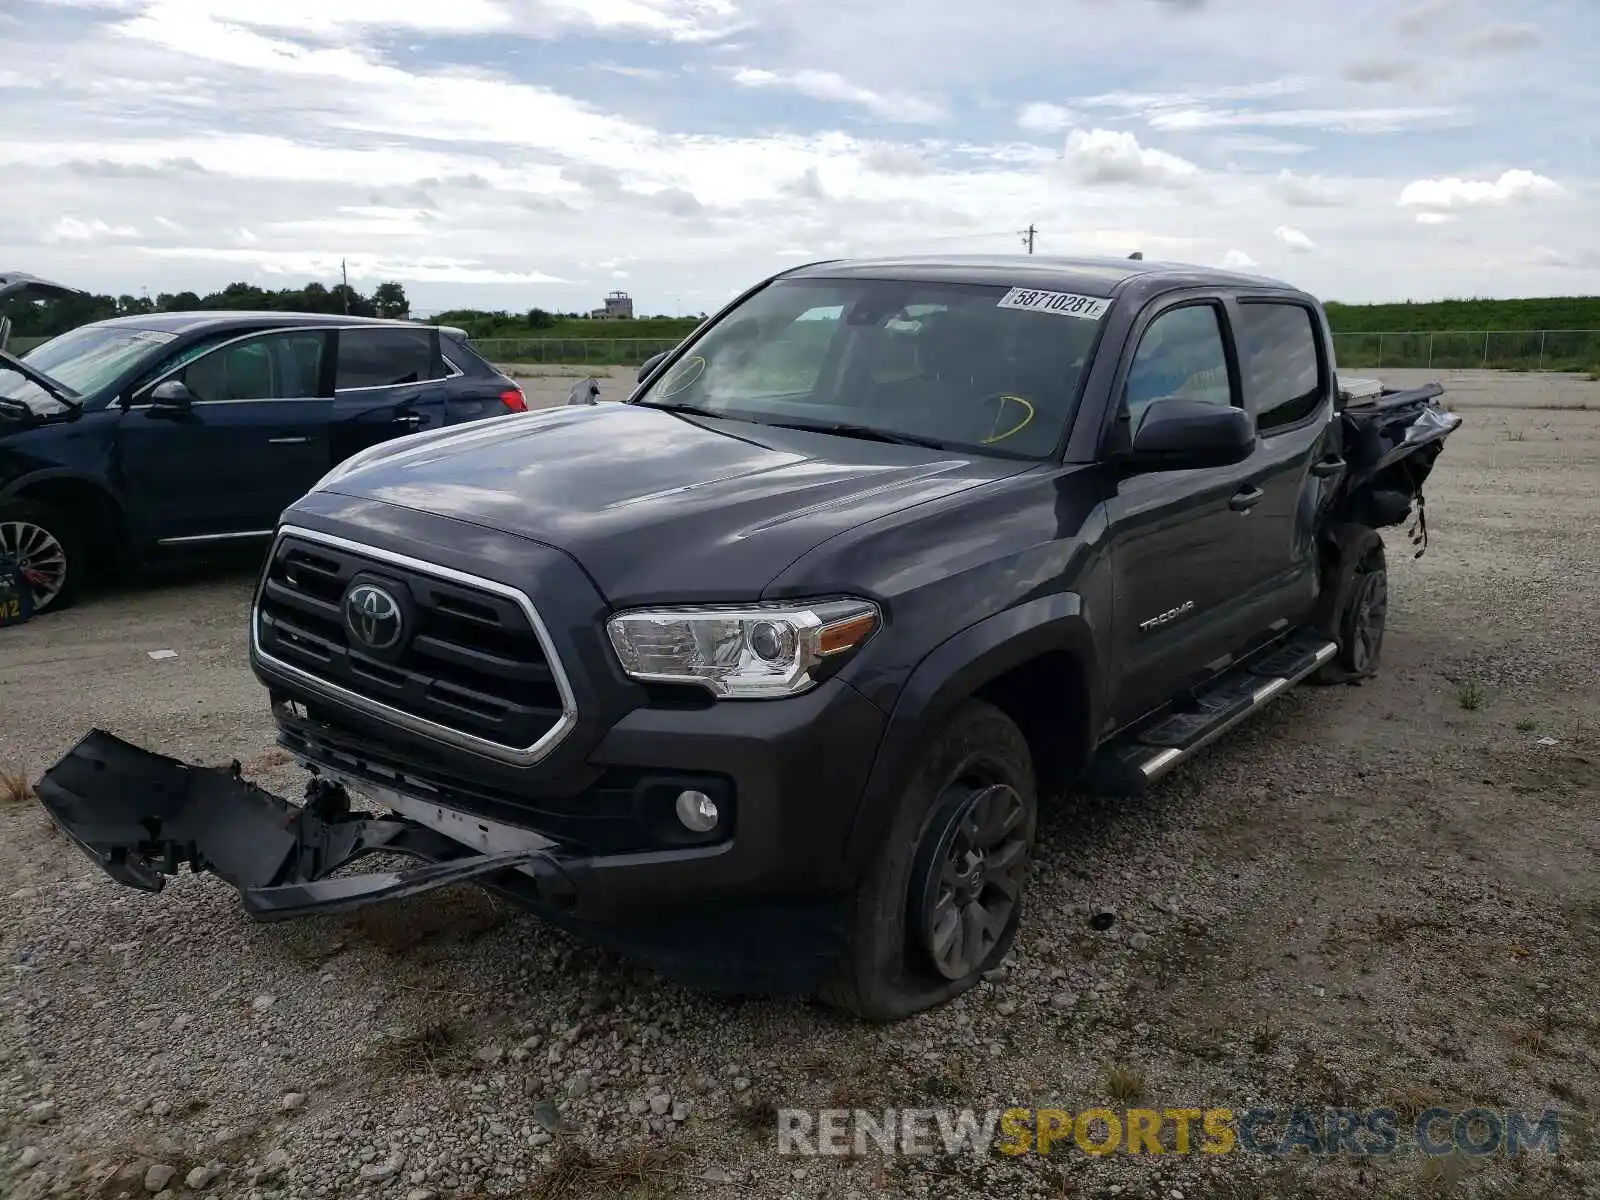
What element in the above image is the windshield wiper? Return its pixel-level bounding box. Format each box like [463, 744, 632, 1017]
[755, 419, 956, 451]
[0, 349, 81, 411]
[639, 401, 720, 418]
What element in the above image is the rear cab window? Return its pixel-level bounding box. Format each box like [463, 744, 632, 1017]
[335, 327, 444, 391]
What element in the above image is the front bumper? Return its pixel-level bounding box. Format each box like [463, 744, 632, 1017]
[32, 729, 580, 921]
[269, 667, 890, 912]
[35, 667, 890, 993]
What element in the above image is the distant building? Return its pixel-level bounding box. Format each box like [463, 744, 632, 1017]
[590, 291, 634, 319]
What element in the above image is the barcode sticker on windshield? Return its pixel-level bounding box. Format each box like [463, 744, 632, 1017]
[996, 288, 1110, 320]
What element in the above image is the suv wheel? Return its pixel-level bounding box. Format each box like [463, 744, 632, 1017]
[0, 500, 84, 616]
[822, 699, 1037, 1021]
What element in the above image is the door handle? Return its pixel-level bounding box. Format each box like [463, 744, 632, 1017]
[268, 436, 310, 445]
[1229, 485, 1265, 512]
[393, 414, 425, 427]
[1310, 455, 1346, 478]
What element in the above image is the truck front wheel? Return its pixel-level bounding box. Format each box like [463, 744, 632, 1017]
[822, 699, 1037, 1021]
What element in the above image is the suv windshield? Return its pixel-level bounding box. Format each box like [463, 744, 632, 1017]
[1, 325, 176, 415]
[633, 277, 1108, 458]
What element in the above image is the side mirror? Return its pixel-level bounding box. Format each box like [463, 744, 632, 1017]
[149, 379, 196, 413]
[566, 378, 601, 406]
[637, 351, 668, 382]
[1124, 397, 1255, 470]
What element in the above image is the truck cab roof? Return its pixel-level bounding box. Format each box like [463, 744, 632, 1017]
[784, 253, 1298, 297]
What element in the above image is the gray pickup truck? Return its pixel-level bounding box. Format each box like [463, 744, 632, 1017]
[35, 254, 1460, 1020]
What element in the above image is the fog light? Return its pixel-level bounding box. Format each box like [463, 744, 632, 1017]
[674, 789, 719, 833]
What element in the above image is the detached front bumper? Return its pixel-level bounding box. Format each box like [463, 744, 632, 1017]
[33, 727, 863, 996]
[33, 729, 584, 922]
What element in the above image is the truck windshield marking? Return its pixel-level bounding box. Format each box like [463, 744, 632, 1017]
[995, 288, 1110, 320]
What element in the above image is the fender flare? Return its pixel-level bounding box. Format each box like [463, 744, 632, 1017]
[842, 592, 1101, 873]
[0, 468, 130, 541]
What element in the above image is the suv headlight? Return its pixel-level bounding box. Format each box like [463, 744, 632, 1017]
[606, 599, 881, 698]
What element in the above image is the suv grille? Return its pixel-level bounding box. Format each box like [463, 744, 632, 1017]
[253, 529, 575, 763]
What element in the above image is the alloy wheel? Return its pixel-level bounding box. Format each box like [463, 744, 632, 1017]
[915, 781, 1031, 982]
[1347, 562, 1388, 673]
[0, 520, 69, 611]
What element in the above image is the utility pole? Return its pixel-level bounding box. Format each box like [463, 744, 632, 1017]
[1020, 225, 1037, 254]
[340, 259, 350, 313]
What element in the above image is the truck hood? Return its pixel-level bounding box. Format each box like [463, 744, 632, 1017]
[313, 402, 1032, 604]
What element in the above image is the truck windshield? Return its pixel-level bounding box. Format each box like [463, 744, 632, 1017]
[633, 277, 1109, 458]
[0, 325, 177, 414]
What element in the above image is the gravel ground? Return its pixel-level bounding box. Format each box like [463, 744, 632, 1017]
[2, 374, 1598, 1200]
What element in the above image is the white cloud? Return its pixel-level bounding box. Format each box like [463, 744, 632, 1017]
[1219, 248, 1259, 268]
[138, 247, 568, 283]
[1459, 23, 1543, 55]
[1273, 169, 1351, 207]
[1530, 246, 1600, 270]
[1395, 0, 1456, 37]
[46, 216, 141, 241]
[0, 0, 1594, 308]
[1398, 169, 1564, 211]
[1149, 106, 1464, 133]
[1414, 212, 1456, 225]
[1017, 103, 1075, 133]
[1274, 225, 1317, 253]
[1339, 59, 1418, 84]
[1060, 128, 1198, 188]
[728, 67, 942, 123]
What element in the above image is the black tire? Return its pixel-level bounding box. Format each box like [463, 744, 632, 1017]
[1312, 526, 1388, 686]
[821, 699, 1037, 1022]
[0, 499, 86, 616]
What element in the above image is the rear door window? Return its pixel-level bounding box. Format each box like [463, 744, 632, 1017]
[335, 327, 442, 390]
[1235, 301, 1325, 430]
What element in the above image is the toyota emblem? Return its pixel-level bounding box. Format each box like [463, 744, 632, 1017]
[344, 582, 404, 651]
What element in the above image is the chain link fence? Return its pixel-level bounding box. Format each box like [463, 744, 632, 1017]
[471, 337, 683, 367]
[1329, 330, 1600, 372]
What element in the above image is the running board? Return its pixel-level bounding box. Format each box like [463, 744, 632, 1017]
[1080, 633, 1338, 797]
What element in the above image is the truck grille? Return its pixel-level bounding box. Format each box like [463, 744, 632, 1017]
[252, 528, 576, 764]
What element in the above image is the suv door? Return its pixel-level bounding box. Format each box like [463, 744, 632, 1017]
[1100, 297, 1271, 727]
[1228, 296, 1339, 623]
[328, 326, 450, 464]
[118, 328, 334, 544]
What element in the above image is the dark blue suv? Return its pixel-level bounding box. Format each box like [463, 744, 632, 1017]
[0, 311, 528, 614]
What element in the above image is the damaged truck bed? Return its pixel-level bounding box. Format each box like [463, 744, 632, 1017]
[30, 255, 1461, 1016]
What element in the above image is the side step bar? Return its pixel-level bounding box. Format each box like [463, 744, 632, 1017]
[1082, 633, 1338, 797]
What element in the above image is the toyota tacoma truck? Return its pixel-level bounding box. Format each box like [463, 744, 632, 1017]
[35, 255, 1461, 1021]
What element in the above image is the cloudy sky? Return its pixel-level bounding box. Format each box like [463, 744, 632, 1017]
[0, 0, 1594, 315]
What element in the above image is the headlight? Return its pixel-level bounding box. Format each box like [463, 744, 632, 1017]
[606, 599, 881, 698]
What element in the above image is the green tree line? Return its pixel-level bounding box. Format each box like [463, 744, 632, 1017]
[2, 279, 412, 338]
[1323, 296, 1600, 332]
